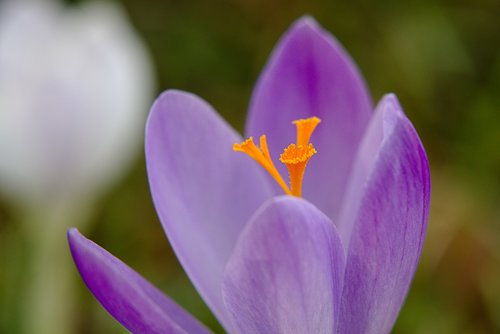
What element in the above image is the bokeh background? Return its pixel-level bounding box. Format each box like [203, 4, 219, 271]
[1, 0, 499, 333]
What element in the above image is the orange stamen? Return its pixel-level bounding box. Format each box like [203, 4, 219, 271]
[293, 116, 321, 146]
[233, 116, 321, 197]
[279, 143, 317, 197]
[233, 135, 291, 195]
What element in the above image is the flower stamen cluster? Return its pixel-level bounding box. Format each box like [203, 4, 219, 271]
[234, 116, 321, 197]
[233, 135, 291, 195]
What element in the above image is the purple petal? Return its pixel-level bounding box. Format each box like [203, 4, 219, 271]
[246, 16, 372, 222]
[145, 90, 272, 329]
[222, 196, 345, 334]
[67, 228, 212, 334]
[338, 95, 431, 333]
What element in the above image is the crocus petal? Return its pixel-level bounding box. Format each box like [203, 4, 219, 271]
[338, 95, 431, 333]
[145, 90, 273, 329]
[68, 228, 212, 334]
[246, 16, 372, 222]
[222, 196, 345, 334]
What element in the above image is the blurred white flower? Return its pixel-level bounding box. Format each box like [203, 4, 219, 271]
[0, 1, 155, 333]
[0, 0, 155, 207]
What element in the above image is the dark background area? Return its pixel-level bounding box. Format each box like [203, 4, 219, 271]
[1, 0, 499, 333]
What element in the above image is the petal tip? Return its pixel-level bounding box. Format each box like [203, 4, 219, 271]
[148, 89, 196, 119]
[386, 93, 405, 109]
[267, 195, 306, 211]
[380, 93, 402, 111]
[67, 228, 95, 272]
[155, 89, 194, 103]
[145, 89, 211, 144]
[293, 15, 320, 30]
[288, 15, 326, 40]
[377, 93, 408, 132]
[67, 227, 78, 237]
[377, 94, 431, 188]
[381, 92, 399, 104]
[67, 227, 83, 251]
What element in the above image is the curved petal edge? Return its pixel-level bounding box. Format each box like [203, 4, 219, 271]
[246, 16, 373, 222]
[222, 196, 345, 334]
[68, 228, 212, 334]
[339, 94, 431, 334]
[145, 90, 272, 330]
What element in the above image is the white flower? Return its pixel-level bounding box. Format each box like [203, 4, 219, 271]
[0, 0, 155, 207]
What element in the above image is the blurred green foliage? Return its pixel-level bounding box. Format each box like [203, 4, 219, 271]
[2, 0, 499, 333]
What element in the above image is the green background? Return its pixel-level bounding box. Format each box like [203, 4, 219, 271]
[1, 0, 499, 333]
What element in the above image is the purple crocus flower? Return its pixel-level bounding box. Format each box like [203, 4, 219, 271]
[68, 16, 430, 334]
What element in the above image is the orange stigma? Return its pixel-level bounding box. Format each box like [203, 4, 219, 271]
[293, 116, 321, 146]
[233, 116, 320, 197]
[279, 143, 317, 197]
[233, 135, 291, 195]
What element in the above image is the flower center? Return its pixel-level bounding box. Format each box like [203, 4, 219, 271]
[233, 117, 320, 197]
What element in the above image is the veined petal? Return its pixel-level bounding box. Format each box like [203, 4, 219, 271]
[145, 90, 273, 329]
[338, 95, 431, 333]
[222, 196, 345, 334]
[67, 228, 212, 334]
[246, 16, 372, 221]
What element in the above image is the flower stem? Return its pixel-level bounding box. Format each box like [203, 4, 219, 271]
[19, 200, 92, 334]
